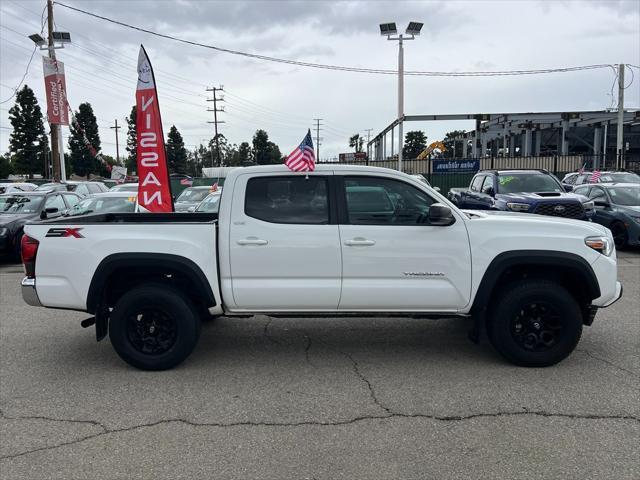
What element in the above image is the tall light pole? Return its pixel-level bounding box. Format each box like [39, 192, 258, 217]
[380, 22, 422, 172]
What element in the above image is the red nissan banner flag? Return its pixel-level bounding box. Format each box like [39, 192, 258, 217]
[136, 45, 174, 212]
[42, 57, 68, 125]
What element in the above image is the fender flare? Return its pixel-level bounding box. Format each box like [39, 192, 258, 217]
[468, 250, 600, 342]
[86, 252, 216, 314]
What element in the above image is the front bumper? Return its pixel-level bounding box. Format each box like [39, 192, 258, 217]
[600, 281, 623, 308]
[21, 277, 42, 307]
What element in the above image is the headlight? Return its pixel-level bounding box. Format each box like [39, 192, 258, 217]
[585, 236, 614, 256]
[0, 227, 8, 237]
[506, 202, 530, 212]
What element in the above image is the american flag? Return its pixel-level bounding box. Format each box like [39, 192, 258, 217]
[285, 130, 315, 172]
[180, 178, 193, 186]
[590, 170, 601, 183]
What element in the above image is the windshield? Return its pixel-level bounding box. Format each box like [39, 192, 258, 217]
[599, 172, 640, 183]
[176, 188, 211, 202]
[607, 186, 640, 206]
[0, 195, 44, 214]
[195, 194, 221, 212]
[66, 196, 136, 216]
[35, 183, 62, 191]
[497, 173, 563, 194]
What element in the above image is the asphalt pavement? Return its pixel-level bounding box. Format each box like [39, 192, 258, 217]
[0, 251, 638, 479]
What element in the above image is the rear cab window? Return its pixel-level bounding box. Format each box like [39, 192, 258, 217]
[245, 176, 329, 224]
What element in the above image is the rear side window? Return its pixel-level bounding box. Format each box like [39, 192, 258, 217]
[481, 176, 494, 194]
[245, 176, 328, 224]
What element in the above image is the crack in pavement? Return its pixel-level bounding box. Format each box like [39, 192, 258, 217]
[1, 408, 638, 461]
[262, 316, 282, 346]
[576, 349, 639, 379]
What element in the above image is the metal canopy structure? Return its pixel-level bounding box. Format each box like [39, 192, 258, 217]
[368, 109, 640, 169]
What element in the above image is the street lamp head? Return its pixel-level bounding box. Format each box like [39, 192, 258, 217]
[28, 33, 46, 47]
[379, 22, 397, 36]
[52, 32, 71, 43]
[406, 22, 423, 36]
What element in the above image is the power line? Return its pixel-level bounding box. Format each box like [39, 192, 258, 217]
[53, 2, 614, 78]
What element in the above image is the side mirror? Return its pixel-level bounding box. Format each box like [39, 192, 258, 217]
[564, 184, 573, 192]
[434, 186, 441, 192]
[40, 207, 59, 219]
[428, 203, 456, 226]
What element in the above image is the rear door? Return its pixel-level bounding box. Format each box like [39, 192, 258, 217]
[228, 172, 341, 311]
[337, 174, 472, 312]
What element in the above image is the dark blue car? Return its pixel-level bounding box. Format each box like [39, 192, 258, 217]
[448, 169, 593, 220]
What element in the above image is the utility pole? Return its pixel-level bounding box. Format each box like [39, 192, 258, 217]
[364, 128, 373, 159]
[110, 119, 121, 163]
[46, 0, 62, 181]
[616, 64, 625, 170]
[206, 86, 225, 167]
[313, 118, 323, 161]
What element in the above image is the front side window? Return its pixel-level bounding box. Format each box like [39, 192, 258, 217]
[344, 176, 435, 225]
[245, 176, 328, 224]
[44, 194, 66, 212]
[63, 194, 80, 207]
[573, 186, 590, 197]
[470, 175, 484, 192]
[588, 187, 607, 202]
[481, 176, 494, 194]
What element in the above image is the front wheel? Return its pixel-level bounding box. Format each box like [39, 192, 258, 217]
[610, 222, 628, 250]
[487, 279, 583, 367]
[109, 284, 201, 370]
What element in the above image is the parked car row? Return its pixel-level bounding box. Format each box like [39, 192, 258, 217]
[447, 169, 639, 248]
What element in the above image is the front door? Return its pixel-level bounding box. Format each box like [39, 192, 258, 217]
[338, 175, 472, 312]
[229, 173, 342, 311]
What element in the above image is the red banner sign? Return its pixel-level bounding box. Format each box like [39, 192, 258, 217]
[136, 45, 173, 213]
[42, 57, 68, 125]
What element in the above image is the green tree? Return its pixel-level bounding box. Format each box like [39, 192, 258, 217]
[237, 142, 252, 164]
[8, 85, 49, 178]
[442, 130, 466, 158]
[0, 152, 14, 178]
[69, 102, 103, 177]
[125, 105, 137, 174]
[349, 134, 363, 153]
[166, 125, 188, 174]
[267, 141, 282, 164]
[252, 129, 271, 165]
[403, 130, 427, 160]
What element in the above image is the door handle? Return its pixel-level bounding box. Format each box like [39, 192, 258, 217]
[237, 237, 268, 246]
[344, 238, 376, 247]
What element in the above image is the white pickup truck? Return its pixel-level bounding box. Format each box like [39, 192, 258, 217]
[20, 165, 622, 370]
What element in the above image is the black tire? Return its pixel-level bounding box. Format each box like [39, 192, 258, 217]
[487, 279, 582, 367]
[109, 284, 201, 370]
[610, 222, 628, 250]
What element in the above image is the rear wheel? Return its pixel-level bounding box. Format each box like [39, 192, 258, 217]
[487, 279, 582, 367]
[610, 222, 628, 250]
[109, 284, 201, 370]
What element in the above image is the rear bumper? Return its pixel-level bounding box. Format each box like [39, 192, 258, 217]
[21, 277, 42, 307]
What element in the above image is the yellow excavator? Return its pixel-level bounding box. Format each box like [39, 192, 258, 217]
[417, 141, 447, 160]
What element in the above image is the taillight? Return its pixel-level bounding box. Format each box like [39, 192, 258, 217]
[21, 235, 39, 278]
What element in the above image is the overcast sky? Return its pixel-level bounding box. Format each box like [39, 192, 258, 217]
[1, 0, 639, 165]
